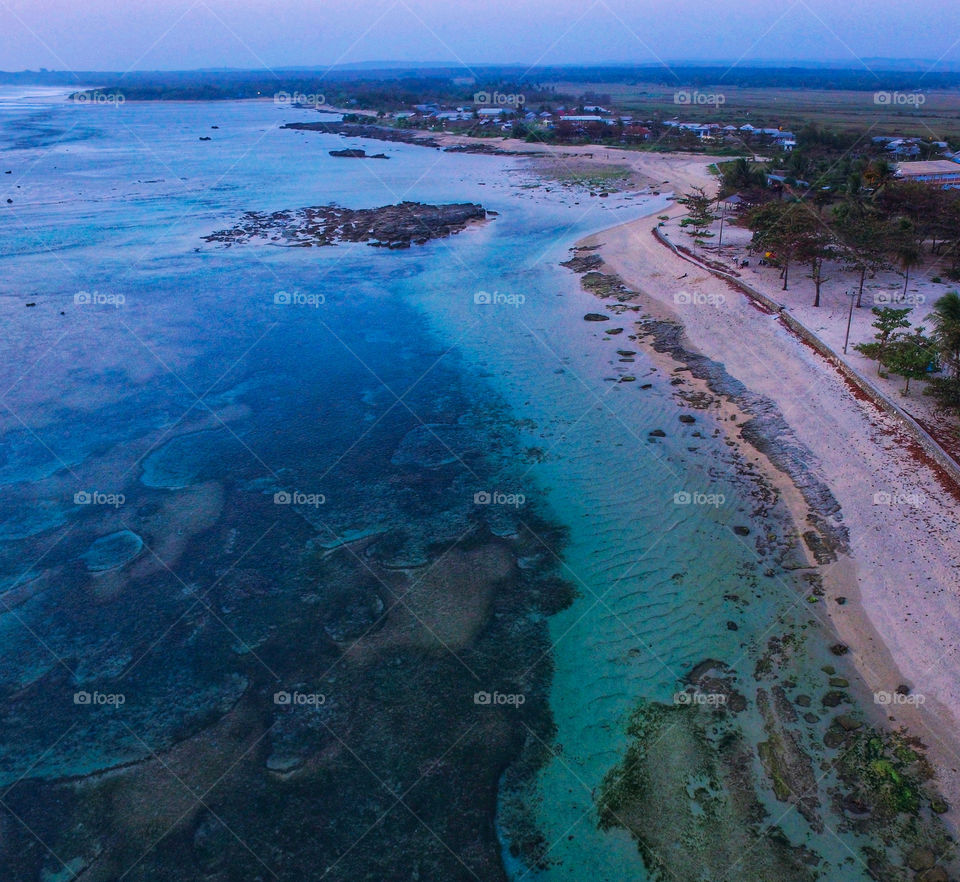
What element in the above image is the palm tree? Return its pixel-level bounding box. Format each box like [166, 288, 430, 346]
[931, 291, 960, 377]
[896, 241, 922, 299]
[864, 158, 895, 192]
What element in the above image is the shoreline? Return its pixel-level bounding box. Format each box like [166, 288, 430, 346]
[279, 114, 960, 854]
[292, 113, 960, 858]
[570, 188, 960, 822]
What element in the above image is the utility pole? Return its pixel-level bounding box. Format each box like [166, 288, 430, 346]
[843, 289, 856, 354]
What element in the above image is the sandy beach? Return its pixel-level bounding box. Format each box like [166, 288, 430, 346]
[563, 151, 960, 815]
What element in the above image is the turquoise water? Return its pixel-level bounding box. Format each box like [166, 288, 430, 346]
[0, 91, 933, 881]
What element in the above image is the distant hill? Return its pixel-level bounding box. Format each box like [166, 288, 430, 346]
[4, 64, 959, 101]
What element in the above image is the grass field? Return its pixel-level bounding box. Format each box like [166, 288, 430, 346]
[545, 81, 960, 139]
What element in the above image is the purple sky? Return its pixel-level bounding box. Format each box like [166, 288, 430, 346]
[1, 0, 959, 72]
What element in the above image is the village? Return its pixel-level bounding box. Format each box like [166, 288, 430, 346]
[347, 95, 960, 189]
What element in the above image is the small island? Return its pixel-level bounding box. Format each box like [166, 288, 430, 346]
[328, 148, 389, 159]
[203, 201, 488, 249]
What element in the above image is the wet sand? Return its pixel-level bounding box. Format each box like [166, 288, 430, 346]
[576, 175, 960, 818]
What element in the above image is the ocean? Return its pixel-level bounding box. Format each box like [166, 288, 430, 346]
[0, 90, 947, 881]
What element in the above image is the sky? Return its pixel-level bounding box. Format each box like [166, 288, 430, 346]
[1, 0, 959, 73]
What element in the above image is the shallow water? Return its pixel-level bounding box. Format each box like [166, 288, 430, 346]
[0, 91, 945, 881]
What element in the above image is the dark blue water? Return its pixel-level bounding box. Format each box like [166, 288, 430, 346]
[0, 91, 933, 882]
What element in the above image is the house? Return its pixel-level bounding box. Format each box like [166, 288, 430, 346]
[896, 160, 960, 188]
[674, 122, 715, 139]
[477, 107, 508, 118]
[886, 138, 921, 158]
[773, 131, 797, 151]
[557, 115, 611, 124]
[622, 124, 652, 141]
[767, 174, 810, 189]
[721, 193, 753, 211]
[556, 115, 614, 137]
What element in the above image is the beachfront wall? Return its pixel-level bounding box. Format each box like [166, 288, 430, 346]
[652, 226, 960, 489]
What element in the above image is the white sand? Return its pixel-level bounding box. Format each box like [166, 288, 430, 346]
[568, 154, 960, 813]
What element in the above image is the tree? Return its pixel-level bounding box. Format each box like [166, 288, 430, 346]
[879, 181, 942, 253]
[854, 306, 913, 372]
[678, 187, 717, 241]
[882, 328, 935, 394]
[720, 157, 767, 196]
[748, 201, 823, 291]
[795, 222, 836, 307]
[832, 203, 893, 307]
[862, 158, 895, 191]
[891, 226, 922, 299]
[925, 376, 960, 416]
[929, 291, 960, 378]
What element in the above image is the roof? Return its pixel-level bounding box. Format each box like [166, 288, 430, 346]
[767, 174, 810, 187]
[897, 160, 960, 177]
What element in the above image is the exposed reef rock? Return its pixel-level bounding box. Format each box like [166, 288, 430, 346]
[203, 201, 488, 250]
[328, 148, 388, 159]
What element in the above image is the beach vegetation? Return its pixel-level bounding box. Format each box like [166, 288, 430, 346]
[883, 328, 937, 394]
[855, 307, 913, 367]
[718, 157, 767, 197]
[678, 187, 718, 241]
[929, 291, 960, 376]
[747, 202, 824, 291]
[831, 203, 895, 306]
